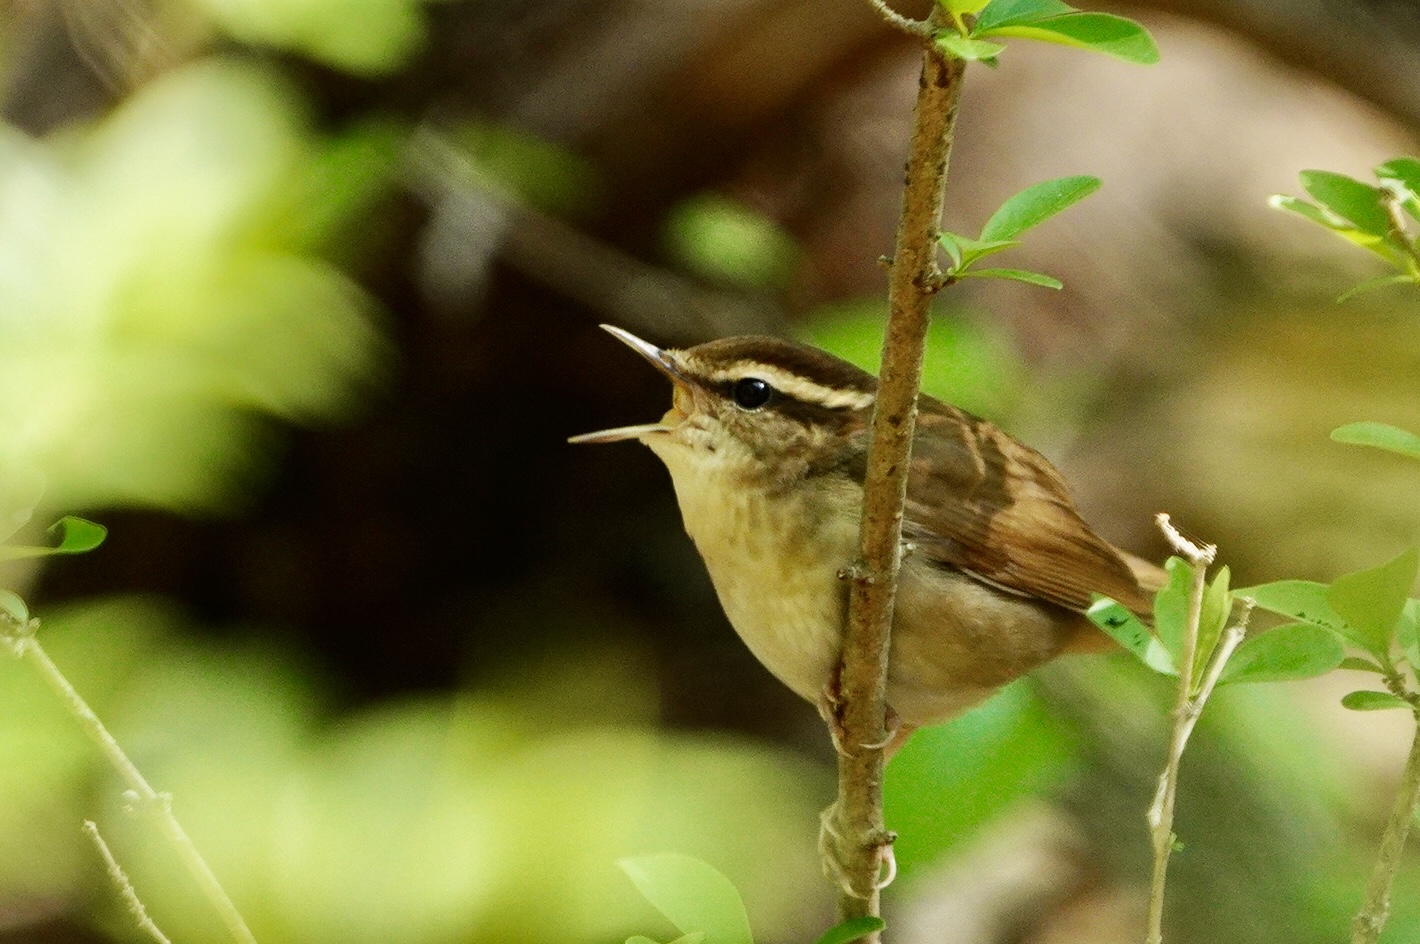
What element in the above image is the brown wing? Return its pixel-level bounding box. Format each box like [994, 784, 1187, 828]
[902, 397, 1156, 618]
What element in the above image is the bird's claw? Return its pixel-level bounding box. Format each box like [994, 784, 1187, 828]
[819, 803, 898, 898]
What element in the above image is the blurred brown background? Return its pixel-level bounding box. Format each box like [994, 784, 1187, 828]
[1, 1, 1419, 942]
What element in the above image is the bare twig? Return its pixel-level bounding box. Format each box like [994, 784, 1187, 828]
[1352, 714, 1420, 944]
[864, 0, 933, 38]
[828, 4, 964, 935]
[4, 619, 258, 944]
[83, 819, 173, 944]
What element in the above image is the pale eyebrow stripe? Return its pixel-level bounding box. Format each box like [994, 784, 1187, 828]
[705, 363, 876, 410]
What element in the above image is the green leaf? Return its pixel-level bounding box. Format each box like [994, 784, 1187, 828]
[980, 175, 1101, 242]
[1269, 194, 1349, 229]
[938, 231, 965, 269]
[977, 14, 1160, 64]
[1377, 157, 1420, 192]
[939, 0, 993, 17]
[1086, 597, 1176, 675]
[1399, 599, 1420, 670]
[1239, 579, 1360, 645]
[958, 268, 1063, 289]
[627, 938, 662, 944]
[1194, 565, 1231, 682]
[1218, 623, 1345, 685]
[1341, 691, 1412, 712]
[1327, 547, 1419, 657]
[1153, 557, 1193, 661]
[973, 0, 1075, 32]
[936, 33, 1007, 60]
[1268, 194, 1404, 264]
[0, 589, 28, 625]
[1337, 274, 1418, 303]
[1299, 171, 1393, 238]
[1339, 656, 1385, 674]
[1376, 157, 1420, 222]
[938, 232, 1019, 270]
[619, 855, 753, 944]
[1331, 422, 1420, 461]
[0, 517, 108, 561]
[49, 517, 108, 554]
[815, 917, 887, 944]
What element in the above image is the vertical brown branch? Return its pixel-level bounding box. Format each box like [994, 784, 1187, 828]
[831, 8, 965, 931]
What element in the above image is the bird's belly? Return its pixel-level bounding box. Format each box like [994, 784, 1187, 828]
[704, 538, 848, 704]
[672, 481, 856, 704]
[661, 456, 1080, 728]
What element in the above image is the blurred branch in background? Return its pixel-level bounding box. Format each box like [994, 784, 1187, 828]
[403, 125, 785, 343]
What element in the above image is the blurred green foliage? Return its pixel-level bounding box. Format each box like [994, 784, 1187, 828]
[663, 195, 799, 292]
[0, 598, 831, 943]
[799, 300, 1027, 419]
[885, 680, 1077, 879]
[0, 59, 389, 516]
[190, 0, 446, 76]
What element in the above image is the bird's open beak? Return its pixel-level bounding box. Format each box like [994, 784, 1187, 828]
[568, 325, 690, 444]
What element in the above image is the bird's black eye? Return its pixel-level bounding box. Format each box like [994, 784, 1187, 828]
[732, 377, 774, 410]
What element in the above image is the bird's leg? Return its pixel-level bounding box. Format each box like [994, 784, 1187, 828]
[819, 803, 899, 896]
[817, 675, 851, 758]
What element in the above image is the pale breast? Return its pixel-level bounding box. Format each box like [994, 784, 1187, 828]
[659, 452, 859, 703]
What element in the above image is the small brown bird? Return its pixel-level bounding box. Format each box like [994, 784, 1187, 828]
[573, 325, 1163, 745]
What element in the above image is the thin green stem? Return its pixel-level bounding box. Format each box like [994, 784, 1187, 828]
[1145, 515, 1220, 944]
[10, 622, 258, 944]
[1352, 718, 1420, 944]
[83, 820, 173, 944]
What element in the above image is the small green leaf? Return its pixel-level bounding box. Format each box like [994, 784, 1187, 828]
[49, 517, 108, 554]
[1193, 565, 1231, 681]
[670, 936, 707, 944]
[938, 231, 965, 269]
[939, 0, 993, 17]
[1339, 656, 1385, 674]
[815, 916, 887, 944]
[977, 14, 1160, 64]
[0, 517, 108, 561]
[0, 589, 28, 625]
[1087, 597, 1176, 675]
[1337, 274, 1418, 303]
[973, 0, 1075, 32]
[1267, 194, 1404, 264]
[1217, 623, 1345, 685]
[1240, 579, 1358, 644]
[1299, 171, 1393, 238]
[626, 937, 662, 944]
[1269, 194, 1349, 229]
[958, 268, 1063, 289]
[1153, 557, 1192, 661]
[619, 855, 753, 944]
[1331, 422, 1420, 461]
[936, 32, 1008, 61]
[1399, 599, 1419, 670]
[1327, 547, 1419, 657]
[1376, 157, 1420, 221]
[939, 232, 1019, 269]
[1341, 691, 1412, 712]
[980, 175, 1101, 242]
